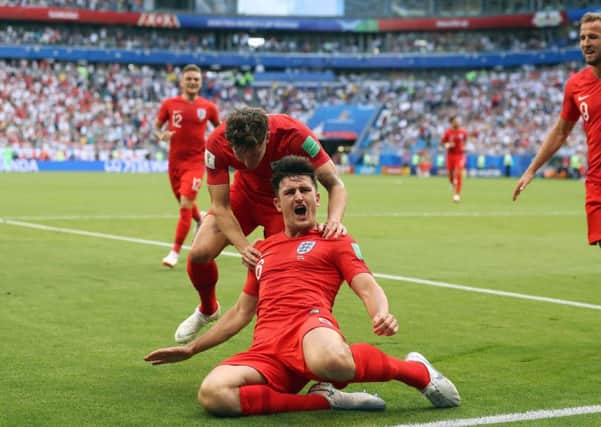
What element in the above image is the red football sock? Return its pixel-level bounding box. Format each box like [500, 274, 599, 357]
[192, 204, 201, 223]
[239, 385, 329, 415]
[347, 343, 430, 389]
[172, 208, 193, 252]
[186, 256, 219, 315]
[455, 171, 463, 195]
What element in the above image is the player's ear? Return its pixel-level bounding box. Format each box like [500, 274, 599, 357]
[315, 191, 320, 208]
[273, 196, 282, 212]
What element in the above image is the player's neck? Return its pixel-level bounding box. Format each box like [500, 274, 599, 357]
[181, 93, 198, 102]
[284, 224, 317, 238]
[590, 64, 601, 79]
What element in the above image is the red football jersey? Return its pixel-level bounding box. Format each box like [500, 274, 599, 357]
[441, 128, 468, 155]
[561, 67, 601, 185]
[243, 229, 370, 345]
[156, 96, 219, 169]
[205, 114, 331, 198]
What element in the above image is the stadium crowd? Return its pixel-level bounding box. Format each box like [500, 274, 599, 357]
[0, 59, 587, 164]
[0, 22, 577, 55]
[229, 28, 575, 55]
[366, 64, 586, 162]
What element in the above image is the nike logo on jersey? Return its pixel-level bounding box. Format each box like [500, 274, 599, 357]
[578, 94, 590, 101]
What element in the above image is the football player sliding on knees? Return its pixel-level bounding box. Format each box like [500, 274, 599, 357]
[145, 156, 461, 416]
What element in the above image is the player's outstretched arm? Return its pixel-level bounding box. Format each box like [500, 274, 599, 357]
[513, 117, 576, 201]
[349, 273, 398, 336]
[144, 292, 257, 365]
[316, 160, 348, 239]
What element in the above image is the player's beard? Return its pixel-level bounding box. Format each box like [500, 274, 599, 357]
[583, 48, 601, 66]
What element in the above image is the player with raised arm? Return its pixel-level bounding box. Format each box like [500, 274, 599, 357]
[145, 155, 460, 416]
[172, 107, 348, 344]
[153, 64, 220, 268]
[441, 115, 468, 202]
[513, 12, 601, 247]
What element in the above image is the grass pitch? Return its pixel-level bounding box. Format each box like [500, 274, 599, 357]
[1, 173, 599, 426]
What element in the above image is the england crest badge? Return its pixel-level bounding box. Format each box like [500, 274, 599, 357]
[197, 108, 206, 120]
[297, 241, 316, 255]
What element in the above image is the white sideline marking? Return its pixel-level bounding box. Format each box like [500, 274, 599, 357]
[0, 218, 236, 255]
[392, 404, 601, 427]
[2, 218, 600, 311]
[374, 273, 601, 310]
[3, 214, 177, 220]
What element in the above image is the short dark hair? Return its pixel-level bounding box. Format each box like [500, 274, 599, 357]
[271, 155, 317, 194]
[225, 107, 269, 151]
[449, 115, 457, 123]
[182, 64, 201, 74]
[581, 12, 601, 25]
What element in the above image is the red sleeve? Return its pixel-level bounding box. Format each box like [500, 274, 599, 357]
[156, 100, 169, 124]
[242, 267, 259, 296]
[560, 78, 580, 122]
[288, 120, 331, 169]
[333, 236, 371, 285]
[208, 102, 220, 126]
[243, 239, 268, 296]
[205, 128, 231, 185]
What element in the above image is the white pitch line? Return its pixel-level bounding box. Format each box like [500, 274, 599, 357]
[2, 218, 600, 311]
[1, 214, 177, 221]
[374, 273, 601, 310]
[392, 404, 601, 427]
[1, 218, 173, 249]
[0, 218, 238, 255]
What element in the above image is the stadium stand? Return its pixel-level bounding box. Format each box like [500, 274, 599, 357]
[0, 59, 586, 167]
[0, 1, 596, 176]
[0, 22, 575, 53]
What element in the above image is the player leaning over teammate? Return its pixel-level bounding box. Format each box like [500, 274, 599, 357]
[173, 107, 348, 343]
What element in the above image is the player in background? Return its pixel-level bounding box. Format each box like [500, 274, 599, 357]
[153, 64, 220, 268]
[173, 107, 347, 344]
[513, 12, 601, 248]
[441, 115, 468, 202]
[145, 156, 460, 416]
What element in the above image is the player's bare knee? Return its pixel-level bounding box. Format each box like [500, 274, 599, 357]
[198, 375, 221, 409]
[198, 379, 239, 416]
[310, 345, 355, 381]
[188, 246, 213, 264]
